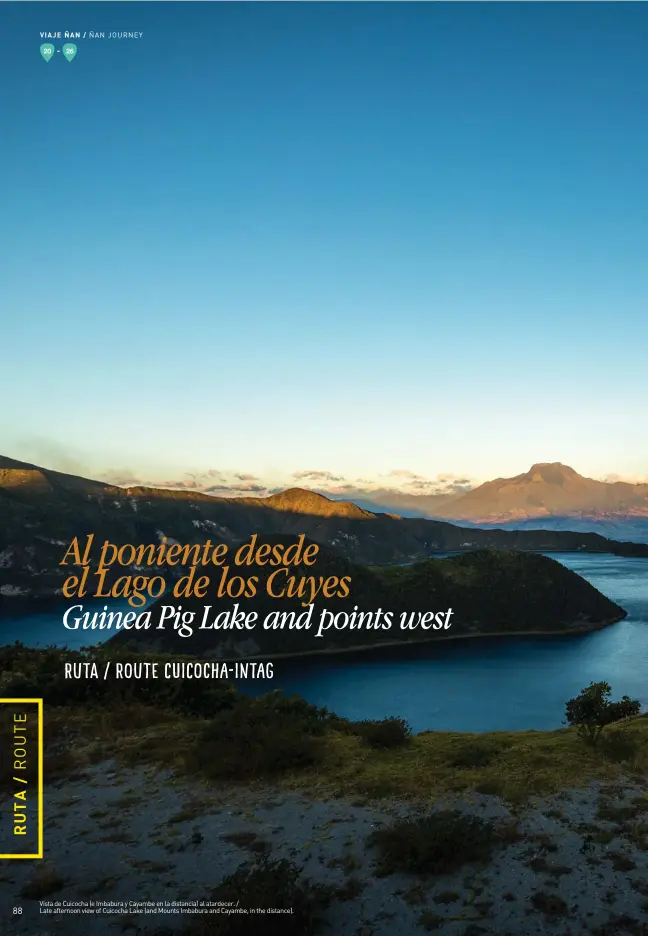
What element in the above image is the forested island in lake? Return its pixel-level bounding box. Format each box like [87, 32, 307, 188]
[106, 539, 627, 660]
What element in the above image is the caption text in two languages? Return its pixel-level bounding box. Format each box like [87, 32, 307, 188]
[59, 534, 453, 639]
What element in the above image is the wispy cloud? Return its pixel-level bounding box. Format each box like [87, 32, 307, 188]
[12, 444, 480, 505]
[284, 469, 478, 502]
[101, 468, 145, 487]
[10, 444, 644, 503]
[204, 482, 267, 494]
[94, 463, 479, 505]
[293, 469, 344, 482]
[147, 469, 273, 497]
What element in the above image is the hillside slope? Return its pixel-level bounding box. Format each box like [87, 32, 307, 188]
[1, 456, 646, 616]
[346, 463, 648, 542]
[424, 462, 648, 522]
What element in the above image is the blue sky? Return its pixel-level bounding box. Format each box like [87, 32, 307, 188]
[2, 2, 647, 496]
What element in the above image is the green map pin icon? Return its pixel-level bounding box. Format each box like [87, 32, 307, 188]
[62, 43, 77, 62]
[40, 43, 55, 62]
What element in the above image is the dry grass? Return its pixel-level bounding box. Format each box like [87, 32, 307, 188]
[26, 694, 648, 807]
[38, 703, 205, 785]
[19, 863, 67, 899]
[277, 717, 648, 804]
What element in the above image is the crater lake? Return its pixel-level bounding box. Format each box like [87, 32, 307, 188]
[2, 553, 646, 732]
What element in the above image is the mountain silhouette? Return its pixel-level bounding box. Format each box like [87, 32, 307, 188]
[349, 463, 648, 540]
[433, 462, 648, 520]
[1, 455, 648, 615]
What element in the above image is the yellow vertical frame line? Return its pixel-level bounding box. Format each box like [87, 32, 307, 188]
[0, 697, 44, 859]
[38, 698, 43, 858]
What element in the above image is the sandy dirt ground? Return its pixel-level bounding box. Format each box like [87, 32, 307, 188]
[1, 760, 648, 936]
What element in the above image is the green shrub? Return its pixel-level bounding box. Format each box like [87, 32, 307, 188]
[156, 858, 330, 936]
[600, 731, 639, 764]
[254, 691, 339, 736]
[565, 682, 641, 746]
[367, 809, 501, 876]
[193, 701, 322, 781]
[449, 739, 504, 769]
[20, 864, 67, 899]
[473, 776, 507, 797]
[212, 858, 329, 931]
[530, 890, 570, 919]
[353, 717, 412, 749]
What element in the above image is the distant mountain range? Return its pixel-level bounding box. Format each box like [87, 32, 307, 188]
[1, 455, 647, 616]
[336, 463, 648, 543]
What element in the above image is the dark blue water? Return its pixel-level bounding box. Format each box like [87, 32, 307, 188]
[2, 554, 647, 732]
[0, 597, 157, 651]
[246, 553, 648, 732]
